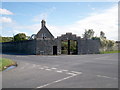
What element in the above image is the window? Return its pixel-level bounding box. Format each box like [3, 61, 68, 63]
[42, 33, 46, 39]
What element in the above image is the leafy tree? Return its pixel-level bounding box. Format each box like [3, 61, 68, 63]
[83, 29, 95, 39]
[92, 37, 100, 40]
[100, 31, 106, 39]
[0, 35, 13, 42]
[108, 40, 115, 47]
[14, 33, 27, 41]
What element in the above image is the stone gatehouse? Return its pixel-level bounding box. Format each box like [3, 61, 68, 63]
[2, 20, 100, 55]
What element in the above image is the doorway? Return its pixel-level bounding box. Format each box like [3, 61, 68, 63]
[53, 46, 57, 55]
[61, 40, 78, 55]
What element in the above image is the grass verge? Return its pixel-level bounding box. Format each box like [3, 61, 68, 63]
[100, 50, 120, 54]
[0, 58, 17, 71]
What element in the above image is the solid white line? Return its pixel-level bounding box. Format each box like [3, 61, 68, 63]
[71, 71, 81, 74]
[96, 75, 117, 80]
[36, 72, 82, 88]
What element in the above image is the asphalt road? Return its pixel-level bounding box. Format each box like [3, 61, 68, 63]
[2, 53, 118, 88]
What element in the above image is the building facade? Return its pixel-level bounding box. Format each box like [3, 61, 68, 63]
[2, 20, 100, 55]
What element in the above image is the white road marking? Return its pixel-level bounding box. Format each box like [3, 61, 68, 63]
[71, 71, 82, 74]
[45, 69, 52, 71]
[36, 72, 82, 88]
[61, 70, 68, 72]
[56, 70, 63, 73]
[96, 75, 117, 80]
[67, 73, 75, 75]
[39, 68, 44, 70]
[51, 68, 57, 70]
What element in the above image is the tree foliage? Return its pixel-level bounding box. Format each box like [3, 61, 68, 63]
[14, 33, 27, 42]
[100, 31, 106, 39]
[83, 29, 95, 39]
[100, 38, 115, 48]
[0, 36, 13, 42]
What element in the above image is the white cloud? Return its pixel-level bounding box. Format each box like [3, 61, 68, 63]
[2, 5, 118, 41]
[0, 8, 14, 15]
[0, 17, 12, 23]
[47, 5, 118, 41]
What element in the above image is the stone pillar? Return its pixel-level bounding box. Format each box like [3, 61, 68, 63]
[68, 40, 70, 55]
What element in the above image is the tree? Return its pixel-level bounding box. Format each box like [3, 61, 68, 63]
[14, 33, 27, 41]
[83, 29, 94, 39]
[0, 35, 13, 42]
[100, 31, 106, 39]
[92, 37, 100, 40]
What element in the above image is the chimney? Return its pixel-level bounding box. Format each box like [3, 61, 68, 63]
[41, 19, 46, 28]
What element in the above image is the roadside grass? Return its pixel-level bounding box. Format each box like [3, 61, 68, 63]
[0, 58, 16, 71]
[100, 50, 120, 54]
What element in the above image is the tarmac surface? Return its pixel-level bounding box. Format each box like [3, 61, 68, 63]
[2, 53, 118, 88]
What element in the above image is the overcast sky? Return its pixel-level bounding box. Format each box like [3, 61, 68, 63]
[1, 2, 118, 41]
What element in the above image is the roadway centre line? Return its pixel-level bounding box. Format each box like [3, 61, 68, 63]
[31, 64, 81, 76]
[35, 72, 82, 88]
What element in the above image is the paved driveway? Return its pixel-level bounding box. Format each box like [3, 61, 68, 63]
[2, 53, 118, 88]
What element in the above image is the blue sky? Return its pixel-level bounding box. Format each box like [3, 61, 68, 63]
[1, 2, 118, 40]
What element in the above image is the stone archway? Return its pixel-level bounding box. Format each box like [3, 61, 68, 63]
[61, 40, 78, 55]
[57, 33, 81, 55]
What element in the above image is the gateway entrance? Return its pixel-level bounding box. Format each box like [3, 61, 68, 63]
[61, 40, 78, 55]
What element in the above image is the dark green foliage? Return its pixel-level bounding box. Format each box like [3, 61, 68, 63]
[100, 31, 106, 39]
[0, 36, 13, 42]
[61, 40, 77, 54]
[14, 33, 27, 42]
[92, 37, 100, 40]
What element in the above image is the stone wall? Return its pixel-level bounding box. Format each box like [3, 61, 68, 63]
[1, 37, 101, 55]
[78, 39, 100, 54]
[2, 40, 36, 54]
[36, 40, 57, 55]
[57, 33, 100, 54]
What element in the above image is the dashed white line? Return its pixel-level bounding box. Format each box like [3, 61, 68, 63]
[39, 68, 44, 70]
[61, 70, 68, 72]
[56, 70, 63, 73]
[51, 68, 57, 70]
[45, 69, 52, 71]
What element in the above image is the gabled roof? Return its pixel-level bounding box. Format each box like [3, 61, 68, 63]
[36, 26, 54, 39]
